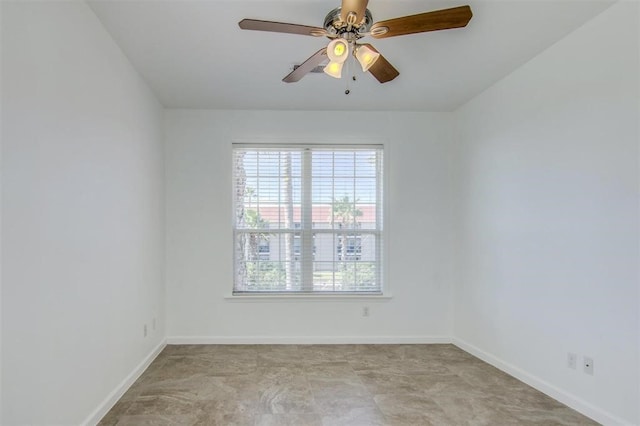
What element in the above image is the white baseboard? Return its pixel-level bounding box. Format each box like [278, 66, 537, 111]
[82, 339, 167, 426]
[452, 337, 634, 426]
[166, 335, 452, 345]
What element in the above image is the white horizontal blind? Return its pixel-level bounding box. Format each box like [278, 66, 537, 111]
[233, 144, 383, 294]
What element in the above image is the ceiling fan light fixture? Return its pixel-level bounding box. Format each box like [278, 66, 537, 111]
[355, 44, 380, 72]
[323, 61, 344, 78]
[327, 39, 349, 63]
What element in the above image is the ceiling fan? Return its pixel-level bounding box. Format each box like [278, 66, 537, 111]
[238, 0, 472, 85]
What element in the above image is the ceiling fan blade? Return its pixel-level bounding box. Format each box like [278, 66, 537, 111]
[370, 5, 472, 39]
[282, 48, 328, 83]
[362, 44, 399, 84]
[340, 0, 369, 26]
[239, 19, 327, 37]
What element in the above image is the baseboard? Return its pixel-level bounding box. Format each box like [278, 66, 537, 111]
[82, 339, 167, 426]
[166, 335, 452, 345]
[452, 337, 634, 426]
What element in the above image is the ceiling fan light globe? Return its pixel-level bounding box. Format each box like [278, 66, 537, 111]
[355, 45, 380, 72]
[324, 61, 343, 79]
[327, 39, 349, 63]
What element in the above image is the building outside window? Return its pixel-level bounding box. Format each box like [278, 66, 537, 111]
[337, 235, 362, 260]
[257, 238, 270, 260]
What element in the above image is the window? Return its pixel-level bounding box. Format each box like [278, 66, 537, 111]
[233, 144, 383, 294]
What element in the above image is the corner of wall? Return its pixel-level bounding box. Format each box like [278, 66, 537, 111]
[0, 0, 5, 420]
[452, 338, 633, 426]
[82, 340, 167, 426]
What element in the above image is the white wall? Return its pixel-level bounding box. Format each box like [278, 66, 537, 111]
[1, 2, 165, 424]
[165, 110, 455, 342]
[453, 2, 639, 424]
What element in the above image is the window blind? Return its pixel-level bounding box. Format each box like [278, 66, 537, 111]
[233, 144, 384, 294]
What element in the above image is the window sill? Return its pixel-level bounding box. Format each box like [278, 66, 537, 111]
[224, 293, 393, 302]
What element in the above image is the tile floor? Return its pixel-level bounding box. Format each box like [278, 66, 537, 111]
[99, 344, 597, 425]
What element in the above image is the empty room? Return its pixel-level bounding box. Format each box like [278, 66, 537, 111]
[1, 0, 638, 425]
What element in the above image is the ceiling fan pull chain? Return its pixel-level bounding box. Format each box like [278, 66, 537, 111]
[344, 42, 361, 95]
[351, 43, 358, 83]
[344, 55, 351, 95]
[344, 54, 351, 95]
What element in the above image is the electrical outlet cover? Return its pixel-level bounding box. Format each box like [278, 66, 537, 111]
[583, 356, 594, 375]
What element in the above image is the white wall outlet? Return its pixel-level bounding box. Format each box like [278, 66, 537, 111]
[583, 356, 594, 375]
[143, 324, 148, 337]
[362, 306, 370, 317]
[567, 352, 577, 369]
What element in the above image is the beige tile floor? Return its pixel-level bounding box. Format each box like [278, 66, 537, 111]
[99, 344, 597, 426]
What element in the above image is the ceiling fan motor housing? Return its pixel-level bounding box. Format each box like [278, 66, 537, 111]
[323, 7, 373, 38]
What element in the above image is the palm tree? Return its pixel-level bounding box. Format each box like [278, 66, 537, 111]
[332, 195, 363, 262]
[244, 209, 269, 261]
[235, 151, 248, 287]
[283, 152, 294, 290]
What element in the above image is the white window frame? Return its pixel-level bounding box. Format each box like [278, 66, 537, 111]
[231, 143, 387, 297]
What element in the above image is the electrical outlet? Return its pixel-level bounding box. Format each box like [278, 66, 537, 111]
[362, 306, 370, 317]
[144, 324, 148, 338]
[567, 352, 577, 369]
[583, 356, 594, 375]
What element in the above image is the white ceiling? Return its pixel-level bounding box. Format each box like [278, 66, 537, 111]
[88, 0, 613, 111]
